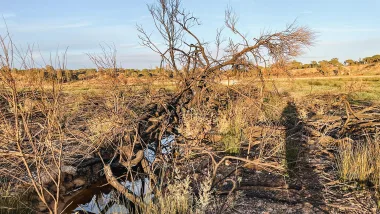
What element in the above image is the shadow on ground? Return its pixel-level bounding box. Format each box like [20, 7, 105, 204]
[282, 101, 327, 213]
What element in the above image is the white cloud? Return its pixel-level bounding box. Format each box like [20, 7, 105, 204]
[126, 15, 151, 24]
[314, 27, 380, 33]
[297, 37, 380, 63]
[120, 42, 162, 49]
[301, 11, 313, 14]
[120, 43, 142, 49]
[7, 20, 92, 32]
[55, 21, 92, 29]
[1, 13, 16, 19]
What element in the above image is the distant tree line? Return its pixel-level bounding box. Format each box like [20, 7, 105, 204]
[284, 54, 380, 76]
[3, 65, 175, 83]
[3, 54, 379, 81]
[288, 54, 380, 70]
[345, 55, 380, 65]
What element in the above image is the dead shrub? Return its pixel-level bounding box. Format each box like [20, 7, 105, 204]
[87, 114, 124, 144]
[178, 108, 213, 144]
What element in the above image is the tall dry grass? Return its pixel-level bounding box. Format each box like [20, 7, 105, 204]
[143, 169, 241, 214]
[144, 170, 214, 214]
[178, 108, 213, 144]
[217, 102, 246, 154]
[337, 133, 380, 190]
[0, 182, 33, 214]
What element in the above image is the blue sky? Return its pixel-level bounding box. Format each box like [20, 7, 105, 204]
[1, 0, 379, 69]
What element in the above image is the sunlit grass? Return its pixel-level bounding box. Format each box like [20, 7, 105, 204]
[266, 77, 380, 102]
[337, 134, 380, 191]
[0, 183, 33, 214]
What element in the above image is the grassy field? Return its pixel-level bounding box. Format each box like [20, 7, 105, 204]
[272, 76, 380, 102]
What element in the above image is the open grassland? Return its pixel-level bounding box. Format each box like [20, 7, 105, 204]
[269, 76, 380, 102]
[36, 72, 380, 104]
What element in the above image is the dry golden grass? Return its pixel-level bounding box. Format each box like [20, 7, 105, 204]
[177, 108, 212, 144]
[145, 170, 214, 214]
[252, 76, 380, 103]
[217, 100, 248, 154]
[0, 182, 33, 214]
[337, 133, 380, 190]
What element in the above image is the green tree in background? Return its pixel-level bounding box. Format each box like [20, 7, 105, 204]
[289, 60, 303, 69]
[310, 61, 318, 68]
[344, 59, 356, 66]
[329, 58, 343, 66]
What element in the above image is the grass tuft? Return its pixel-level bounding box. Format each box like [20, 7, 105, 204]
[337, 133, 380, 190]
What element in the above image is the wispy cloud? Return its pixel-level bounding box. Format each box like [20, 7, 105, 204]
[55, 21, 92, 29]
[120, 43, 142, 49]
[127, 15, 151, 24]
[298, 37, 380, 63]
[6, 20, 92, 32]
[314, 27, 380, 33]
[120, 42, 162, 49]
[318, 37, 380, 46]
[301, 10, 313, 14]
[1, 13, 16, 19]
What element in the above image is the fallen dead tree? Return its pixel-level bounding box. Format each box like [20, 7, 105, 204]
[84, 0, 316, 212]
